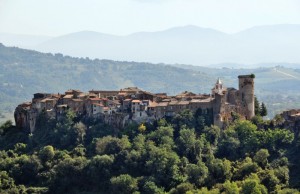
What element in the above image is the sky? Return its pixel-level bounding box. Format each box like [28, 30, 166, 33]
[0, 0, 300, 36]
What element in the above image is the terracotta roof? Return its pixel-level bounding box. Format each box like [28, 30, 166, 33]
[169, 101, 178, 105]
[103, 107, 110, 110]
[112, 100, 121, 105]
[63, 94, 73, 99]
[200, 98, 212, 103]
[291, 113, 300, 117]
[178, 101, 190, 105]
[142, 91, 155, 96]
[132, 100, 141, 103]
[190, 99, 202, 103]
[89, 90, 119, 93]
[51, 94, 61, 98]
[124, 99, 132, 102]
[57, 104, 68, 108]
[21, 102, 32, 107]
[148, 101, 158, 108]
[40, 98, 56, 103]
[78, 93, 87, 98]
[157, 102, 169, 107]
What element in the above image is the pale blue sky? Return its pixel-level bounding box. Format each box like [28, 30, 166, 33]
[0, 0, 300, 36]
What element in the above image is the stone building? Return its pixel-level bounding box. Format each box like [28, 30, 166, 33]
[14, 75, 255, 132]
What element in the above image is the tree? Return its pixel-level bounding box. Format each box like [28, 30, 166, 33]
[260, 103, 268, 117]
[145, 144, 183, 189]
[142, 181, 165, 194]
[172, 109, 195, 135]
[0, 120, 13, 134]
[254, 97, 261, 116]
[251, 115, 264, 126]
[0, 171, 26, 193]
[233, 157, 259, 180]
[277, 188, 300, 194]
[259, 170, 280, 192]
[87, 154, 114, 191]
[74, 122, 87, 144]
[272, 114, 285, 127]
[253, 149, 270, 168]
[49, 157, 88, 193]
[169, 182, 194, 194]
[39, 145, 55, 162]
[207, 158, 232, 186]
[203, 125, 221, 146]
[241, 174, 268, 194]
[95, 135, 131, 155]
[147, 126, 174, 149]
[110, 174, 138, 194]
[138, 123, 147, 133]
[176, 128, 196, 159]
[13, 143, 27, 155]
[222, 181, 240, 194]
[186, 162, 208, 187]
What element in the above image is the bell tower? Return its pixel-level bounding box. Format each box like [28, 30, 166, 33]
[211, 78, 225, 98]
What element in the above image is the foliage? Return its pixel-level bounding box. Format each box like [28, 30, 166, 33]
[0, 110, 299, 193]
[138, 123, 147, 133]
[255, 96, 261, 116]
[261, 103, 268, 117]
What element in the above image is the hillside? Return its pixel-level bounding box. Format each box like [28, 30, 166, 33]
[0, 43, 215, 112]
[1, 43, 300, 123]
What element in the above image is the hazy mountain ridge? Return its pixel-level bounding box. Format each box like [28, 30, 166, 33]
[1, 24, 300, 66]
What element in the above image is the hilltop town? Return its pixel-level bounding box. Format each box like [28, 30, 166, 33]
[15, 75, 255, 132]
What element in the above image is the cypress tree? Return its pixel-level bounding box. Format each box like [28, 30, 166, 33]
[260, 103, 268, 117]
[254, 96, 261, 116]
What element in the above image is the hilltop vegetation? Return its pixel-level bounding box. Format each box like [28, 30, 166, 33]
[0, 109, 299, 193]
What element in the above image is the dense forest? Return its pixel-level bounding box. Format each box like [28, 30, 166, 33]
[0, 108, 299, 194]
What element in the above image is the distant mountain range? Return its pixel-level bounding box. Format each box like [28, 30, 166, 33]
[1, 24, 300, 67]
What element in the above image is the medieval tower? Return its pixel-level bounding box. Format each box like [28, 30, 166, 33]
[238, 74, 255, 119]
[15, 75, 256, 131]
